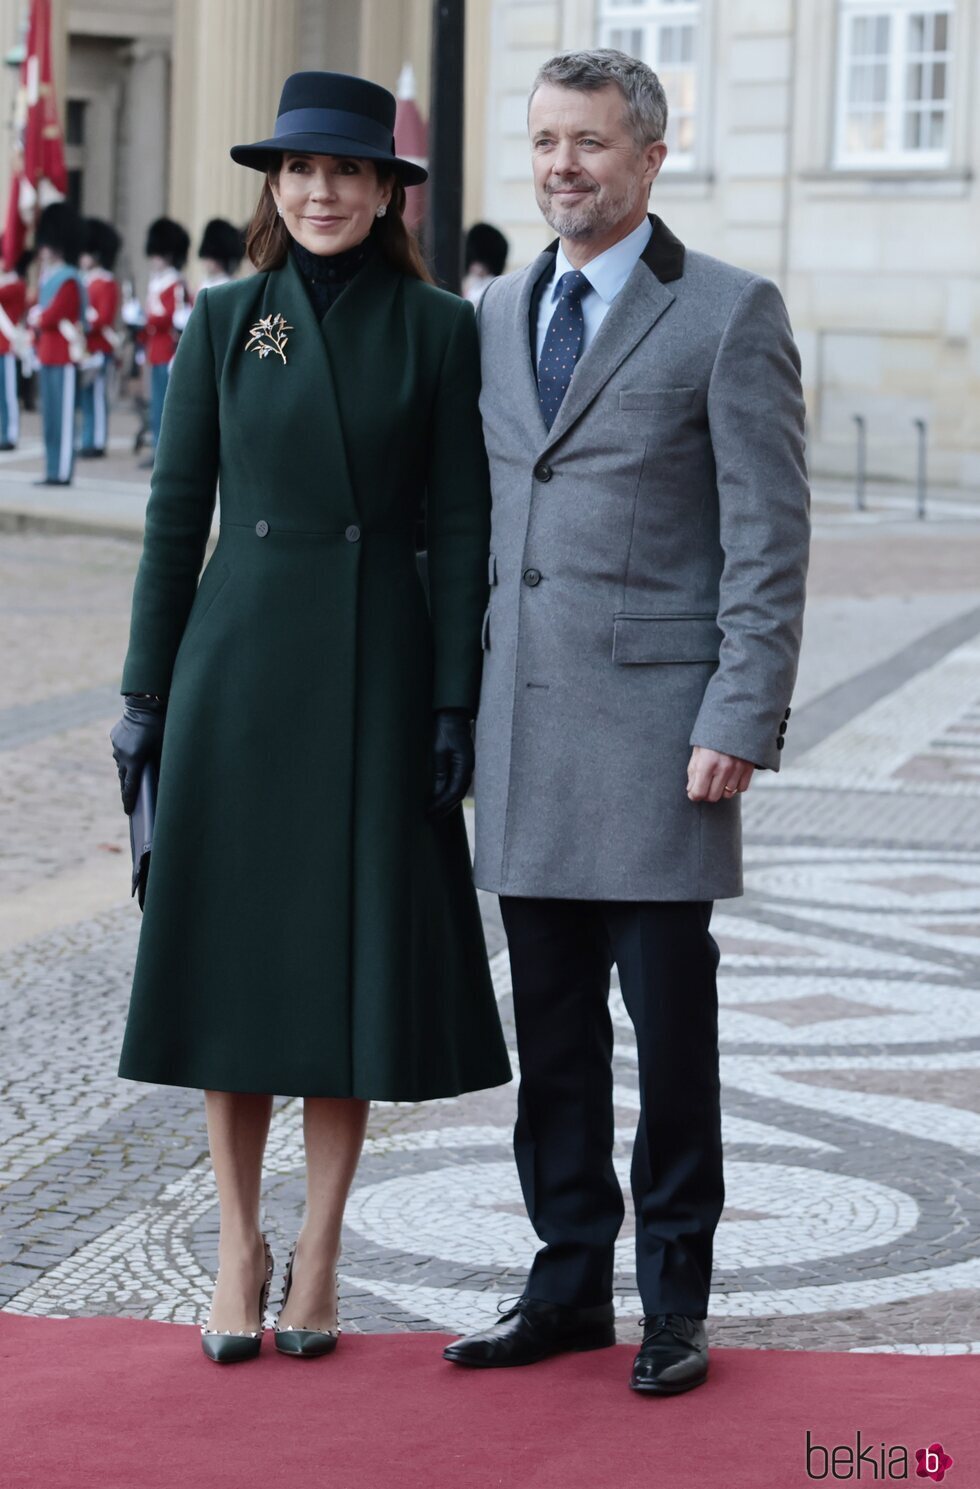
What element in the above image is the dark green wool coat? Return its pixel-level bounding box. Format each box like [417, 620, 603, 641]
[116, 248, 511, 1100]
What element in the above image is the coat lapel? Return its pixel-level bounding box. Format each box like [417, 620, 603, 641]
[262, 251, 362, 521]
[512, 249, 555, 444]
[542, 213, 686, 450]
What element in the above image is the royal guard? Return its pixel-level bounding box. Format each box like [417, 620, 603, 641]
[0, 249, 31, 451]
[142, 216, 191, 466]
[26, 202, 87, 486]
[78, 217, 121, 458]
[173, 218, 243, 335]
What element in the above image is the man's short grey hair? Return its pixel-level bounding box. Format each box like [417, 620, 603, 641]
[529, 49, 668, 148]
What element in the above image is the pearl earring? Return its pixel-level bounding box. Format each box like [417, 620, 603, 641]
[375, 204, 387, 219]
[276, 206, 283, 218]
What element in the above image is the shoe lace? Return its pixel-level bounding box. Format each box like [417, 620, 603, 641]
[495, 1293, 525, 1320]
[641, 1313, 695, 1342]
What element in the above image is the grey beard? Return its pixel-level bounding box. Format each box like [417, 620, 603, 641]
[539, 176, 647, 241]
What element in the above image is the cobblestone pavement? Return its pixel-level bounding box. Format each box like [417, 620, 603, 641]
[2, 482, 980, 1353]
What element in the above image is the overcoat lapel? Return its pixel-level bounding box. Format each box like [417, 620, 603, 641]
[261, 251, 363, 522]
[511, 249, 555, 444]
[538, 213, 687, 450]
[316, 250, 404, 477]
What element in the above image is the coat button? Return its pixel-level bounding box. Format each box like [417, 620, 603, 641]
[345, 525, 361, 543]
[255, 519, 269, 537]
[785, 706, 792, 719]
[534, 463, 553, 483]
[523, 568, 542, 587]
[776, 736, 784, 749]
[779, 721, 788, 735]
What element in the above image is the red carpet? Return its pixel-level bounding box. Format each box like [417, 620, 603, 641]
[3, 1313, 977, 1489]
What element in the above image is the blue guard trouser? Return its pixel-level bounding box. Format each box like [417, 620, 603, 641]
[149, 361, 170, 447]
[39, 362, 77, 482]
[0, 351, 19, 446]
[79, 352, 110, 453]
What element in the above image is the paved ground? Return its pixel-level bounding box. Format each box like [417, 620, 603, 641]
[1, 403, 979, 1352]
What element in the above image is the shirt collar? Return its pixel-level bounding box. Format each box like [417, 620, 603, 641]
[551, 216, 653, 305]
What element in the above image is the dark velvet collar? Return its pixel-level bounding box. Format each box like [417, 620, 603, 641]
[288, 232, 375, 287]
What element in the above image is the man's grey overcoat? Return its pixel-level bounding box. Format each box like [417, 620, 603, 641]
[472, 214, 810, 902]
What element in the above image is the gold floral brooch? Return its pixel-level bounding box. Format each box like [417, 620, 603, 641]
[245, 312, 293, 364]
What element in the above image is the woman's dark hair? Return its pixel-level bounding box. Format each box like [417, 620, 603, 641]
[245, 157, 432, 283]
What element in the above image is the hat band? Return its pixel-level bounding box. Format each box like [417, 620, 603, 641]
[274, 107, 394, 154]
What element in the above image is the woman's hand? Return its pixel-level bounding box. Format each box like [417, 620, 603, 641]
[426, 709, 475, 820]
[110, 695, 166, 815]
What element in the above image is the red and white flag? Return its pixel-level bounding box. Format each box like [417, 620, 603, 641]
[394, 63, 428, 233]
[3, 0, 68, 269]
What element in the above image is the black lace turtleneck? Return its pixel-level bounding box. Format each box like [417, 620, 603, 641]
[289, 233, 375, 320]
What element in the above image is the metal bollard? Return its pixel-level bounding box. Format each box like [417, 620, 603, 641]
[913, 418, 927, 519]
[853, 414, 867, 511]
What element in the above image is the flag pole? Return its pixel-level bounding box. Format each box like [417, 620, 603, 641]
[426, 0, 465, 294]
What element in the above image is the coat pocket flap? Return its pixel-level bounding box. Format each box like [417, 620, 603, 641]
[613, 613, 722, 664]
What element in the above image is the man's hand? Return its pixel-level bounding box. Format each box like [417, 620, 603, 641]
[686, 747, 755, 803]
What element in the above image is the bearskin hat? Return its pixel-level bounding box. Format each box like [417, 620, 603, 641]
[465, 222, 509, 278]
[36, 201, 82, 264]
[198, 217, 244, 269]
[144, 216, 191, 268]
[82, 217, 122, 270]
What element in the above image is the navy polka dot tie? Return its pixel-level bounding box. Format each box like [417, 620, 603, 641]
[537, 270, 589, 430]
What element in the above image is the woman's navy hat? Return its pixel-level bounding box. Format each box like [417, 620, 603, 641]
[230, 71, 428, 185]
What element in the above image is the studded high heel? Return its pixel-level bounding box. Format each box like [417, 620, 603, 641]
[273, 1241, 340, 1358]
[200, 1234, 274, 1364]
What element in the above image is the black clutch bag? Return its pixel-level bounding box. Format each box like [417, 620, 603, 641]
[129, 762, 157, 911]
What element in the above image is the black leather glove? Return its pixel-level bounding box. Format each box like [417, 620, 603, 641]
[426, 708, 474, 820]
[110, 694, 166, 815]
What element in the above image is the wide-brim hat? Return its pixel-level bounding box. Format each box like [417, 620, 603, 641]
[230, 70, 428, 185]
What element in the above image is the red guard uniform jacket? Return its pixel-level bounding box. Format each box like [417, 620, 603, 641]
[143, 269, 191, 366]
[84, 269, 119, 357]
[0, 274, 27, 353]
[34, 278, 81, 367]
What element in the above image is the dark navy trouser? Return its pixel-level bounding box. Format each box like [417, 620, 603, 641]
[500, 895, 723, 1318]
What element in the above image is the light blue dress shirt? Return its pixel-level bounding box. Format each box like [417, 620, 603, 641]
[535, 215, 653, 366]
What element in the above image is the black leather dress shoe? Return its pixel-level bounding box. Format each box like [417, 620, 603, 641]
[630, 1314, 708, 1394]
[443, 1298, 616, 1368]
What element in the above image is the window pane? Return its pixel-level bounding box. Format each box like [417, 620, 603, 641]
[931, 62, 947, 100]
[906, 61, 924, 101]
[849, 62, 887, 104]
[609, 26, 644, 57]
[676, 114, 695, 152]
[908, 12, 926, 51]
[846, 111, 887, 152]
[928, 108, 946, 148]
[66, 98, 86, 146]
[934, 13, 948, 51]
[903, 110, 922, 149]
[851, 16, 873, 54]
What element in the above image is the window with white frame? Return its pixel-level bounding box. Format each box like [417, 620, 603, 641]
[596, 0, 700, 170]
[835, 1, 954, 167]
